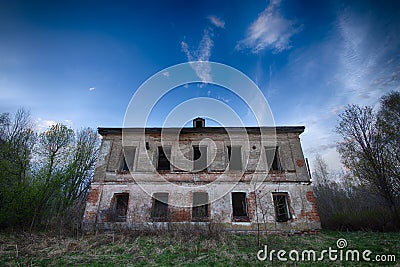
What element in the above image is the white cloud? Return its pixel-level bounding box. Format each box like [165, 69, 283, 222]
[35, 118, 74, 132]
[162, 71, 170, 77]
[335, 8, 400, 106]
[89, 87, 96, 91]
[181, 14, 227, 83]
[181, 29, 214, 83]
[236, 0, 302, 53]
[35, 117, 57, 132]
[64, 119, 73, 127]
[216, 95, 231, 103]
[208, 15, 225, 28]
[330, 105, 345, 115]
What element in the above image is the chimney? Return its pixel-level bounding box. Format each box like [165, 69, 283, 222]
[193, 117, 205, 128]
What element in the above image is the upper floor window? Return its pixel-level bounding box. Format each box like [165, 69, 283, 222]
[227, 146, 242, 171]
[193, 145, 207, 171]
[272, 192, 291, 222]
[157, 146, 171, 171]
[120, 146, 136, 172]
[265, 146, 282, 172]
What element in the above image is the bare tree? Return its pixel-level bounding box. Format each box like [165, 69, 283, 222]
[62, 128, 100, 211]
[336, 97, 399, 210]
[34, 124, 100, 225]
[312, 154, 330, 186]
[378, 91, 400, 198]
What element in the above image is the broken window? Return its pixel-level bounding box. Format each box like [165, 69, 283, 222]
[120, 146, 136, 171]
[232, 192, 248, 219]
[227, 146, 242, 170]
[193, 145, 207, 171]
[272, 193, 291, 222]
[157, 146, 171, 171]
[192, 192, 209, 220]
[265, 146, 282, 172]
[151, 193, 169, 220]
[111, 193, 129, 222]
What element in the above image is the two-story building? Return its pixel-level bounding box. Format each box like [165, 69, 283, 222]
[83, 118, 321, 233]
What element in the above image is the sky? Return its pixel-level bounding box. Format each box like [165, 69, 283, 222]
[1, 0, 399, 172]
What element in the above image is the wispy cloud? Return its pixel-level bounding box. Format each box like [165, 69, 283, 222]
[181, 29, 214, 83]
[330, 105, 345, 115]
[276, 4, 400, 173]
[208, 15, 225, 28]
[89, 87, 96, 91]
[181, 14, 227, 83]
[236, 0, 302, 53]
[335, 8, 400, 105]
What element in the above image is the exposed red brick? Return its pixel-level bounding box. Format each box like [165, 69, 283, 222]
[293, 191, 320, 222]
[87, 187, 100, 204]
[296, 160, 304, 167]
[169, 207, 191, 222]
[247, 192, 256, 220]
[305, 191, 320, 222]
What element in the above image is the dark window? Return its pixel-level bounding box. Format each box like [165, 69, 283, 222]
[120, 157, 129, 171]
[120, 147, 136, 171]
[193, 145, 207, 171]
[227, 146, 242, 170]
[111, 193, 129, 222]
[192, 192, 209, 220]
[265, 146, 282, 171]
[272, 193, 291, 222]
[157, 146, 171, 171]
[151, 193, 169, 220]
[193, 118, 205, 128]
[232, 192, 248, 218]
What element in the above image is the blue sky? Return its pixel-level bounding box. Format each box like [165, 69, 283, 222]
[1, 0, 399, 171]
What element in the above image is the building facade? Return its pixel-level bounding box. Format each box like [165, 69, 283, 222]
[83, 118, 321, 233]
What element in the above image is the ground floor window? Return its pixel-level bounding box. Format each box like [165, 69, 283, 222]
[111, 193, 129, 222]
[272, 192, 291, 222]
[232, 192, 248, 220]
[151, 193, 169, 220]
[192, 192, 209, 220]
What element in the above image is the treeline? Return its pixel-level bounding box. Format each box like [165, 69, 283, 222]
[313, 91, 400, 231]
[0, 109, 99, 231]
[1, 92, 399, 233]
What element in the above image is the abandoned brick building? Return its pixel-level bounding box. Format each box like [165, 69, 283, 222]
[83, 118, 321, 232]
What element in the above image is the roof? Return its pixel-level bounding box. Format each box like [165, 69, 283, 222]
[98, 126, 305, 136]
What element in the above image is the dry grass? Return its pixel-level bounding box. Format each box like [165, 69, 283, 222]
[0, 230, 399, 266]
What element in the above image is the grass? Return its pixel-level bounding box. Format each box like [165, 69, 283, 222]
[0, 230, 399, 266]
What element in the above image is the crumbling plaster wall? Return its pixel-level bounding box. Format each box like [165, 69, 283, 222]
[83, 130, 321, 232]
[84, 181, 320, 231]
[94, 131, 309, 181]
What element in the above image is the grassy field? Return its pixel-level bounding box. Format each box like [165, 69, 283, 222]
[0, 230, 399, 266]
